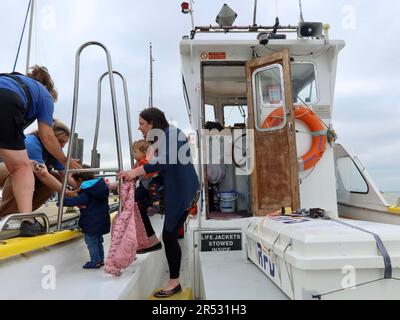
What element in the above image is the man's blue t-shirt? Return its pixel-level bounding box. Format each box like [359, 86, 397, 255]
[25, 134, 64, 171]
[0, 74, 54, 127]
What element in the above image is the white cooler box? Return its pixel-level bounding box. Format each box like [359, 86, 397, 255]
[244, 216, 400, 300]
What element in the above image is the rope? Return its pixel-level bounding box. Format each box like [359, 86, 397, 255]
[296, 96, 329, 129]
[13, 0, 32, 72]
[256, 217, 274, 255]
[283, 239, 295, 297]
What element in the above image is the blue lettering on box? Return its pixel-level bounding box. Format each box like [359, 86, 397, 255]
[256, 243, 275, 278]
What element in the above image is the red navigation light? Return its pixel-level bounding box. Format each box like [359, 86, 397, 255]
[181, 2, 190, 14]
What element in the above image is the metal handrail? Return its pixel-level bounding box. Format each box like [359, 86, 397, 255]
[69, 168, 120, 174]
[92, 71, 134, 169]
[57, 41, 124, 231]
[0, 213, 49, 234]
[190, 25, 299, 39]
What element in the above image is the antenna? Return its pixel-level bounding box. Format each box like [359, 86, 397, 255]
[299, 0, 304, 23]
[149, 43, 154, 108]
[189, 0, 195, 31]
[252, 0, 258, 26]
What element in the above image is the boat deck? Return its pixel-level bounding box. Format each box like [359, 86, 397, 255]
[199, 250, 288, 300]
[0, 215, 166, 300]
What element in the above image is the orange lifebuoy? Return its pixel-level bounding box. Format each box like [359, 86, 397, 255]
[262, 105, 327, 171]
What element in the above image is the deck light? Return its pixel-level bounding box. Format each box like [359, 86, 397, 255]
[298, 22, 323, 39]
[257, 32, 269, 45]
[181, 2, 190, 14]
[216, 4, 237, 27]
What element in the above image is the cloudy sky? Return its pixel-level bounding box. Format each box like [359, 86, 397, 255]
[1, 0, 399, 191]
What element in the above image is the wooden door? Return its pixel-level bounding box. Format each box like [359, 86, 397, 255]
[246, 49, 300, 216]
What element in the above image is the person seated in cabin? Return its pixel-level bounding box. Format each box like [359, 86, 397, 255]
[131, 139, 164, 216]
[204, 121, 224, 132]
[61, 165, 111, 269]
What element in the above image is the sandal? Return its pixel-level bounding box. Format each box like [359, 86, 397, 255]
[137, 242, 162, 254]
[153, 284, 182, 298]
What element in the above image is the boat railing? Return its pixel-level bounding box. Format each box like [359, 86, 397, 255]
[189, 25, 299, 39]
[0, 213, 49, 234]
[57, 41, 125, 231]
[92, 71, 134, 169]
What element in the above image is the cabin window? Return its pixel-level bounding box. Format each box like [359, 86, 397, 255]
[223, 105, 247, 128]
[336, 156, 369, 194]
[252, 64, 286, 131]
[205, 104, 216, 122]
[291, 63, 318, 105]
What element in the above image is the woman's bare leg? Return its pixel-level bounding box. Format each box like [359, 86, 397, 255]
[0, 149, 34, 213]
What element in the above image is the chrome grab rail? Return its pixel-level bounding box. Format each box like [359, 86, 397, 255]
[57, 41, 124, 231]
[0, 213, 49, 234]
[92, 71, 134, 169]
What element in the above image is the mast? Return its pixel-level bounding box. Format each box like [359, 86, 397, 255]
[298, 0, 304, 23]
[149, 42, 154, 108]
[25, 0, 35, 73]
[252, 0, 258, 26]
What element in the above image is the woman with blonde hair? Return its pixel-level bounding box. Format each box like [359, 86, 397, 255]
[0, 119, 77, 235]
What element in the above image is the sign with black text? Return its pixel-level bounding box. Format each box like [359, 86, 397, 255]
[201, 232, 242, 252]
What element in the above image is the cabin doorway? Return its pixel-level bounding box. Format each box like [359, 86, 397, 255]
[201, 50, 300, 219]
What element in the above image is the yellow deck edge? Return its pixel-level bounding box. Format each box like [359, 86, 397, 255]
[0, 212, 117, 261]
[0, 230, 82, 260]
[388, 206, 400, 215]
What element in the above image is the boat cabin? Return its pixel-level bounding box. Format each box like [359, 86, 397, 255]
[181, 37, 345, 219]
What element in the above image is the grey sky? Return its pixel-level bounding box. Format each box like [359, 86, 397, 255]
[1, 0, 399, 191]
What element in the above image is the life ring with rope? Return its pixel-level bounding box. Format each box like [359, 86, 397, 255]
[261, 105, 327, 172]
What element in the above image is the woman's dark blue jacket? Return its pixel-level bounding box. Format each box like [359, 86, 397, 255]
[63, 178, 111, 235]
[144, 127, 199, 232]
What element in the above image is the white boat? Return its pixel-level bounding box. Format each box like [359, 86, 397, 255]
[1, 1, 400, 300]
[179, 2, 400, 300]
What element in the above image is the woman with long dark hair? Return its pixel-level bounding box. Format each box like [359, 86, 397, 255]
[118, 107, 199, 298]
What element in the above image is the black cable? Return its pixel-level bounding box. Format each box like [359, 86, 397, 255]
[263, 44, 326, 58]
[13, 0, 32, 72]
[296, 95, 330, 130]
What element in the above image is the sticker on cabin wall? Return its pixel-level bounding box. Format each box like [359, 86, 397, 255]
[200, 52, 227, 60]
[200, 52, 209, 60]
[313, 105, 331, 119]
[200, 232, 242, 251]
[208, 52, 226, 59]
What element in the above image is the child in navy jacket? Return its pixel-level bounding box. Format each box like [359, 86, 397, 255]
[63, 165, 111, 269]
